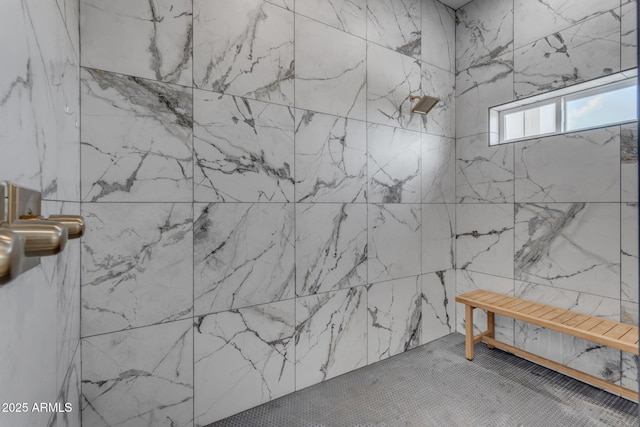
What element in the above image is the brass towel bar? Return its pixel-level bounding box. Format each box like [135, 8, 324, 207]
[0, 182, 85, 285]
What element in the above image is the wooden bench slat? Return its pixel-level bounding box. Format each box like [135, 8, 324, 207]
[619, 328, 637, 344]
[589, 320, 619, 335]
[554, 311, 580, 325]
[540, 308, 567, 320]
[604, 324, 634, 340]
[563, 314, 591, 327]
[519, 303, 545, 315]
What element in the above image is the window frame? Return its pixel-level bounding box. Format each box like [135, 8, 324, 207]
[490, 69, 638, 146]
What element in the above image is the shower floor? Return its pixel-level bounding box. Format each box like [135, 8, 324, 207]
[209, 333, 638, 427]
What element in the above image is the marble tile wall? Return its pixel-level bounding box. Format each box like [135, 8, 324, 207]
[79, 0, 457, 424]
[455, 0, 638, 394]
[0, 1, 81, 426]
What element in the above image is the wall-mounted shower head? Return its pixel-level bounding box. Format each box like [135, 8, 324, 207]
[410, 95, 439, 115]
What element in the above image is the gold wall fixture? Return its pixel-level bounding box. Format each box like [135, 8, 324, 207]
[409, 95, 440, 115]
[0, 182, 85, 285]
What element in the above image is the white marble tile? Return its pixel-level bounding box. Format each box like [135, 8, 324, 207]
[621, 203, 639, 304]
[621, 123, 638, 203]
[296, 204, 367, 297]
[56, 201, 81, 389]
[368, 276, 422, 363]
[622, 1, 638, 70]
[57, 0, 80, 59]
[80, 0, 192, 86]
[368, 124, 421, 203]
[193, 90, 294, 202]
[456, 204, 514, 279]
[421, 0, 455, 72]
[456, 0, 513, 72]
[515, 281, 622, 383]
[1, 0, 79, 200]
[420, 63, 455, 138]
[621, 300, 639, 392]
[296, 15, 366, 120]
[0, 247, 58, 427]
[82, 319, 193, 427]
[194, 300, 295, 425]
[514, 127, 620, 203]
[81, 68, 193, 202]
[456, 270, 515, 345]
[422, 204, 455, 274]
[514, 12, 621, 98]
[295, 287, 367, 389]
[295, 0, 366, 38]
[367, 0, 421, 59]
[367, 42, 422, 131]
[422, 134, 455, 204]
[266, 0, 293, 10]
[369, 204, 422, 283]
[456, 133, 514, 204]
[55, 345, 81, 427]
[81, 203, 193, 337]
[455, 55, 514, 138]
[194, 0, 293, 105]
[295, 110, 367, 203]
[422, 270, 455, 344]
[515, 203, 620, 299]
[194, 203, 294, 315]
[514, 0, 621, 49]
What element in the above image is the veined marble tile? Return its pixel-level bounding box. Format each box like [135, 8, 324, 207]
[0, 216, 58, 427]
[621, 203, 639, 304]
[514, 127, 620, 203]
[456, 270, 515, 345]
[194, 203, 294, 316]
[514, 12, 621, 98]
[369, 204, 421, 283]
[621, 300, 639, 392]
[422, 134, 455, 203]
[295, 110, 367, 203]
[80, 0, 192, 86]
[368, 276, 422, 363]
[455, 55, 514, 138]
[295, 287, 367, 389]
[515, 282, 622, 382]
[82, 320, 193, 427]
[421, 0, 455, 72]
[368, 124, 421, 203]
[1, 0, 78, 199]
[295, 15, 366, 120]
[265, 0, 293, 10]
[456, 133, 514, 204]
[456, 204, 514, 279]
[295, 0, 366, 38]
[56, 201, 81, 389]
[420, 63, 455, 138]
[456, 0, 513, 72]
[622, 1, 638, 70]
[422, 270, 455, 344]
[367, 0, 421, 59]
[514, 0, 621, 49]
[194, 301, 295, 425]
[621, 123, 638, 203]
[367, 43, 422, 131]
[194, 0, 293, 106]
[515, 203, 620, 299]
[422, 204, 455, 273]
[193, 90, 294, 202]
[296, 204, 367, 297]
[81, 68, 193, 202]
[55, 345, 81, 427]
[81, 203, 193, 337]
[57, 0, 79, 59]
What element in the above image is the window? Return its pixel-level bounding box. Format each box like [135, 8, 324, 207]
[490, 69, 638, 145]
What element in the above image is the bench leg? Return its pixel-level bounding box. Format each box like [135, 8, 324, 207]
[487, 311, 495, 349]
[465, 305, 474, 360]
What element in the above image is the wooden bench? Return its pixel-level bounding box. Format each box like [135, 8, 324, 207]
[455, 289, 639, 401]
